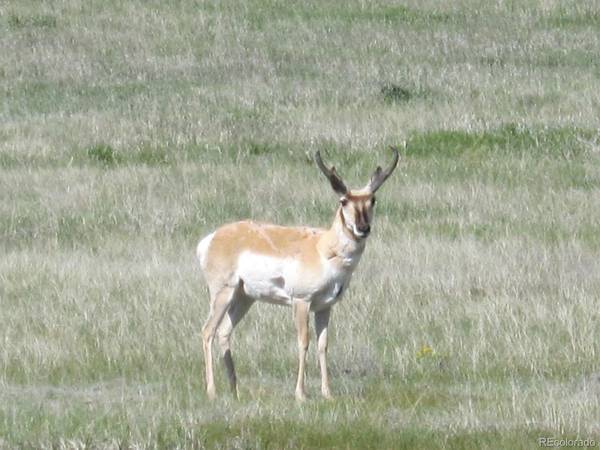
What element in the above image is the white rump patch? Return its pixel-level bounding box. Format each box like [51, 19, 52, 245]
[196, 232, 215, 270]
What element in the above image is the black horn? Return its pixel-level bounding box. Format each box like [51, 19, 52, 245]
[315, 151, 348, 195]
[367, 146, 400, 193]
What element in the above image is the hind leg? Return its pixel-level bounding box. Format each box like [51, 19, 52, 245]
[202, 284, 239, 400]
[217, 293, 254, 398]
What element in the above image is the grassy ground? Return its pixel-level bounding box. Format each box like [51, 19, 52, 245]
[2, 0, 600, 448]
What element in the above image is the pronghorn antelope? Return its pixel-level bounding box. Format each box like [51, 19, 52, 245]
[196, 147, 399, 400]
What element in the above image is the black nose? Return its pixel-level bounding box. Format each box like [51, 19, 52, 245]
[358, 225, 371, 234]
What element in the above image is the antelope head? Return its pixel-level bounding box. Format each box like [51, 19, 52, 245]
[315, 147, 400, 239]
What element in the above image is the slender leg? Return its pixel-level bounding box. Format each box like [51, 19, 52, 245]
[315, 307, 332, 399]
[216, 294, 254, 399]
[202, 285, 237, 400]
[293, 300, 310, 401]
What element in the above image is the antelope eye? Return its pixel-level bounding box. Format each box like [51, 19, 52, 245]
[371, 197, 377, 206]
[340, 197, 349, 206]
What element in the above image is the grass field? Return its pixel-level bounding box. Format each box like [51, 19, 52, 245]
[2, 0, 600, 448]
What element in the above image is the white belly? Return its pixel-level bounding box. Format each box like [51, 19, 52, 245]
[236, 252, 297, 305]
[236, 252, 351, 309]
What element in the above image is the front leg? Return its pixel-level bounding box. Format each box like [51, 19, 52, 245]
[315, 307, 332, 399]
[293, 300, 310, 401]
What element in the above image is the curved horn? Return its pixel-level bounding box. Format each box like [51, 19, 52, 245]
[367, 146, 400, 193]
[315, 151, 348, 195]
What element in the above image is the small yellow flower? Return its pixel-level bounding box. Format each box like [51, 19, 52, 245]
[416, 344, 434, 359]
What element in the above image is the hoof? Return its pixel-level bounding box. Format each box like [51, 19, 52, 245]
[295, 391, 307, 402]
[207, 387, 217, 401]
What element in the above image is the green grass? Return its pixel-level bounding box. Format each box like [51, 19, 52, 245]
[2, 0, 600, 448]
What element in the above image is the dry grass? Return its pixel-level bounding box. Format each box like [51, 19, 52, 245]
[1, 0, 600, 448]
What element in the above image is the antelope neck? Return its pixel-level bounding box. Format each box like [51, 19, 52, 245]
[317, 207, 366, 262]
